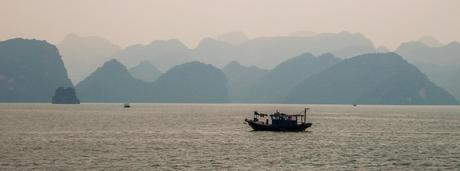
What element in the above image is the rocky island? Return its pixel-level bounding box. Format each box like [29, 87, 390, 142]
[52, 87, 80, 104]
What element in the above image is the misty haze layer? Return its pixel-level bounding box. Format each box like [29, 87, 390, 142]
[2, 0, 460, 50]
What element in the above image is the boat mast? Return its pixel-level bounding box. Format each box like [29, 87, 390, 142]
[304, 108, 307, 123]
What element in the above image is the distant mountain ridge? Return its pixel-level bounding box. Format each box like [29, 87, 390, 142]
[396, 41, 460, 66]
[113, 31, 376, 70]
[114, 39, 192, 71]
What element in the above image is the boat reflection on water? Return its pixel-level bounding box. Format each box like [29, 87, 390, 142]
[245, 108, 312, 132]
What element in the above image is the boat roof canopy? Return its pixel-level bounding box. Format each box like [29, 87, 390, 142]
[270, 113, 304, 117]
[254, 111, 304, 117]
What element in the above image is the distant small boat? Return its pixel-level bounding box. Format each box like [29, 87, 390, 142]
[245, 108, 312, 132]
[123, 103, 131, 108]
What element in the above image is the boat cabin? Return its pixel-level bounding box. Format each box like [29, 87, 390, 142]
[271, 112, 302, 126]
[253, 108, 310, 126]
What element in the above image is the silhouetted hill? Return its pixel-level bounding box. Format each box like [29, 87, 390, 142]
[286, 53, 458, 105]
[148, 61, 228, 103]
[222, 61, 268, 102]
[57, 33, 121, 84]
[114, 39, 192, 71]
[76, 59, 146, 102]
[396, 41, 460, 100]
[129, 60, 162, 82]
[0, 38, 72, 102]
[247, 53, 341, 103]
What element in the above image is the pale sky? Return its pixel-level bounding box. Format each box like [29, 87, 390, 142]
[1, 0, 459, 49]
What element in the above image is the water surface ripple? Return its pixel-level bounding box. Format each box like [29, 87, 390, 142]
[0, 104, 459, 170]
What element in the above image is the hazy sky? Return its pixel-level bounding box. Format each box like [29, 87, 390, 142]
[1, 0, 459, 49]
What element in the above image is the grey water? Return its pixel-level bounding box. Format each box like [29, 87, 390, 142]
[0, 103, 459, 170]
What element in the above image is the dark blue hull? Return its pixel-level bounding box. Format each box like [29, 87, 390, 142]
[245, 119, 312, 132]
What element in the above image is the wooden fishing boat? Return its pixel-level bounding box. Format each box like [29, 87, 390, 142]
[245, 108, 312, 132]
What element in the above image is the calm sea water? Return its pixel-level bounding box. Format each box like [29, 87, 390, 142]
[0, 103, 459, 170]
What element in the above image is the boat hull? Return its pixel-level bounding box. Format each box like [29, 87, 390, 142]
[245, 119, 312, 132]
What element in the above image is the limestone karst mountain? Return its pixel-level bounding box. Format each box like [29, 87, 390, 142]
[148, 61, 229, 103]
[286, 53, 458, 105]
[396, 41, 460, 100]
[244, 53, 341, 103]
[222, 61, 268, 102]
[76, 59, 146, 102]
[57, 33, 121, 84]
[0, 38, 73, 102]
[76, 60, 228, 103]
